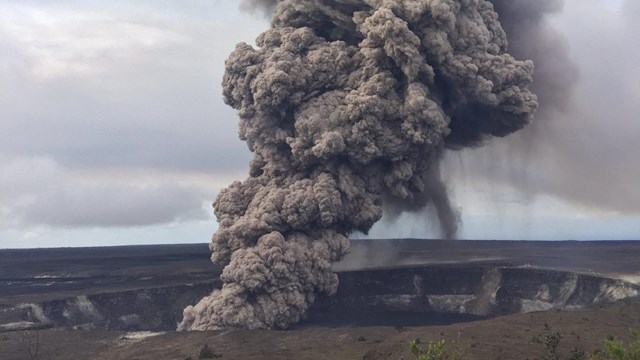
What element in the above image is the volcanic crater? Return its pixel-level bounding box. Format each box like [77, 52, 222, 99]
[2, 239, 639, 333]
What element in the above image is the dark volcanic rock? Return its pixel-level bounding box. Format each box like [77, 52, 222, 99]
[1, 240, 639, 331]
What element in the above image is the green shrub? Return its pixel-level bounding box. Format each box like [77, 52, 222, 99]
[409, 338, 466, 360]
[532, 325, 640, 360]
[533, 323, 564, 360]
[602, 330, 640, 360]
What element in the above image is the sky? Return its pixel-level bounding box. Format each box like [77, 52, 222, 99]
[0, 0, 638, 248]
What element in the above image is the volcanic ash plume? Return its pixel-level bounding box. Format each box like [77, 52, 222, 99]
[179, 0, 537, 330]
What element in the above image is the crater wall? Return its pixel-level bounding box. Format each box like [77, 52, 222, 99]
[3, 265, 638, 331]
[3, 241, 640, 331]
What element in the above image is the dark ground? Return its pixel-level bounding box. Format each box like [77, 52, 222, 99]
[1, 239, 640, 359]
[1, 300, 639, 359]
[0, 244, 219, 306]
[3, 239, 640, 305]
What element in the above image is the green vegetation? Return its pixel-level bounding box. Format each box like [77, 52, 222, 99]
[532, 324, 640, 360]
[532, 323, 574, 360]
[409, 338, 466, 360]
[407, 327, 640, 360]
[592, 330, 640, 360]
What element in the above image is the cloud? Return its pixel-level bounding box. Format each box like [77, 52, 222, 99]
[1, 0, 637, 243]
[0, 1, 272, 233]
[0, 4, 190, 78]
[0, 155, 214, 228]
[0, 1, 264, 174]
[442, 0, 640, 215]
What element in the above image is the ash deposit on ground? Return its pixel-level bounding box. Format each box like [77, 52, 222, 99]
[179, 0, 566, 331]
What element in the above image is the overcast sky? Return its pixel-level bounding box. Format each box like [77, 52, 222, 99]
[1, 0, 638, 248]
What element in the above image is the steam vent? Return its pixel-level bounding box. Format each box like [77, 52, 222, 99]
[2, 240, 639, 332]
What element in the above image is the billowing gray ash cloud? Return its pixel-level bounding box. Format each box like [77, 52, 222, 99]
[179, 0, 538, 330]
